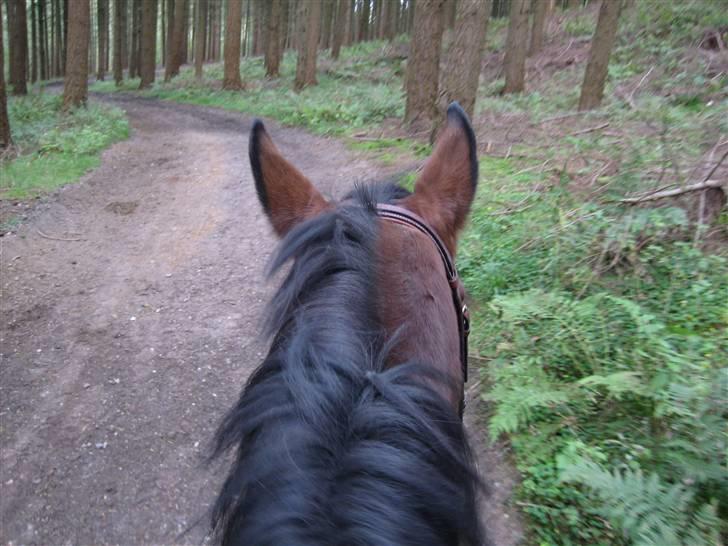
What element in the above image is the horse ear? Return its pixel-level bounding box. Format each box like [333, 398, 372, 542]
[404, 103, 478, 255]
[249, 120, 330, 237]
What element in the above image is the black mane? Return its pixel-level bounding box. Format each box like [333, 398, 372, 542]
[210, 184, 485, 546]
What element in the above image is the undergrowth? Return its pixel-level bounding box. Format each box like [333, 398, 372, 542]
[1, 94, 129, 200]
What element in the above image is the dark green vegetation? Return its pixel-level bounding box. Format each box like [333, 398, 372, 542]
[64, 1, 728, 544]
[1, 94, 129, 200]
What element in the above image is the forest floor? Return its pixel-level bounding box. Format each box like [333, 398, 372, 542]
[0, 94, 524, 545]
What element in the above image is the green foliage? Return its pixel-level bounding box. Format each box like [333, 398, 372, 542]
[463, 168, 727, 543]
[559, 455, 721, 546]
[1, 93, 129, 199]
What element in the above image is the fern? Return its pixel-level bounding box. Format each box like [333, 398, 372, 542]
[559, 457, 721, 546]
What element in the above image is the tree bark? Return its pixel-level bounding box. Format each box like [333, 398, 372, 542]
[8, 0, 29, 94]
[194, 0, 207, 78]
[63, 0, 90, 109]
[129, 0, 141, 77]
[529, 0, 548, 56]
[502, 0, 528, 94]
[114, 0, 126, 84]
[165, 0, 186, 80]
[294, 0, 321, 91]
[265, 0, 282, 77]
[53, 0, 62, 76]
[404, 0, 444, 133]
[358, 0, 370, 42]
[97, 0, 109, 80]
[321, 0, 334, 48]
[222, 0, 243, 89]
[578, 0, 620, 111]
[440, 0, 490, 119]
[331, 0, 347, 58]
[0, 0, 12, 148]
[38, 0, 48, 80]
[138, 0, 158, 88]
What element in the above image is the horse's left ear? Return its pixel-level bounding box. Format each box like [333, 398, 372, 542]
[249, 120, 330, 237]
[404, 103, 478, 255]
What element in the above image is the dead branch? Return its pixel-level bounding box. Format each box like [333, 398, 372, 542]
[569, 122, 610, 136]
[620, 180, 725, 203]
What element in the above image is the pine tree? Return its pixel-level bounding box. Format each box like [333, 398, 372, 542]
[502, 0, 528, 94]
[578, 0, 621, 110]
[0, 0, 12, 148]
[138, 0, 158, 88]
[63, 0, 90, 109]
[440, 0, 491, 119]
[404, 0, 445, 133]
[222, 0, 243, 89]
[294, 0, 322, 91]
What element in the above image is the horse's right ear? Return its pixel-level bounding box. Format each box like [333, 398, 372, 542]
[249, 120, 329, 237]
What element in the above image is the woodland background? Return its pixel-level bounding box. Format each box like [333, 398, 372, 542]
[1, 1, 727, 545]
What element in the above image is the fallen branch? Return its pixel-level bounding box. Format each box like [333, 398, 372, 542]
[620, 180, 725, 203]
[36, 229, 84, 242]
[569, 122, 610, 136]
[535, 111, 588, 125]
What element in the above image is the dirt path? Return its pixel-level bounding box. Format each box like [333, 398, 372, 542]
[0, 96, 523, 545]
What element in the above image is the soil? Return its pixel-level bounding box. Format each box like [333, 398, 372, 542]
[0, 96, 524, 545]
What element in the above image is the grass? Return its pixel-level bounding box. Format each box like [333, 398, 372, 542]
[1, 94, 129, 200]
[91, 2, 727, 543]
[92, 41, 405, 138]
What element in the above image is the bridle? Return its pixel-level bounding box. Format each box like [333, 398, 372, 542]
[375, 204, 470, 416]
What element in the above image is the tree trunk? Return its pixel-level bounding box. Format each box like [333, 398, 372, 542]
[165, 0, 186, 80]
[222, 0, 243, 89]
[8, 0, 29, 94]
[38, 0, 48, 80]
[578, 0, 620, 111]
[331, 0, 347, 58]
[114, 0, 126, 84]
[567, 0, 581, 9]
[54, 0, 62, 77]
[213, 0, 222, 60]
[138, 0, 158, 88]
[529, 0, 548, 55]
[194, 0, 207, 78]
[265, 0, 282, 77]
[404, 0, 444, 133]
[321, 0, 333, 48]
[129, 0, 141, 77]
[97, 0, 108, 80]
[358, 0, 370, 42]
[0, 0, 12, 148]
[502, 0, 528, 94]
[63, 0, 90, 109]
[30, 0, 38, 83]
[294, 0, 321, 91]
[164, 0, 174, 71]
[279, 0, 288, 52]
[181, 0, 189, 63]
[440, 0, 490, 120]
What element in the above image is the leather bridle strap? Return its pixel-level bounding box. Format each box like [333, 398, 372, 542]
[375, 204, 470, 410]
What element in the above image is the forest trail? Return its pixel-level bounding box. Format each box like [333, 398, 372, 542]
[0, 96, 523, 545]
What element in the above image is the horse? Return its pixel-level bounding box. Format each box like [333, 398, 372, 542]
[209, 103, 488, 546]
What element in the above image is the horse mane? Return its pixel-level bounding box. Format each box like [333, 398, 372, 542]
[210, 184, 485, 546]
